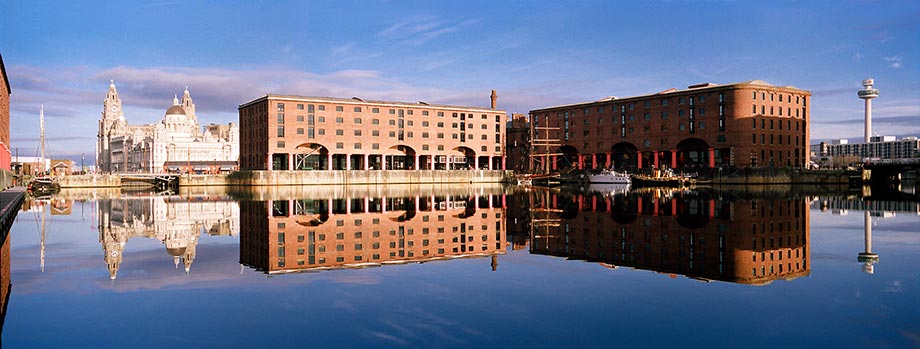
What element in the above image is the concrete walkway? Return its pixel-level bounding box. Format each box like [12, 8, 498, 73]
[0, 187, 26, 246]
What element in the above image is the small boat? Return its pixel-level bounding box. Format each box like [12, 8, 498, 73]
[587, 169, 631, 184]
[630, 168, 689, 188]
[28, 176, 60, 194]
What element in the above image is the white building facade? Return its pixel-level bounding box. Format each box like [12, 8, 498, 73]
[811, 136, 920, 164]
[96, 81, 239, 173]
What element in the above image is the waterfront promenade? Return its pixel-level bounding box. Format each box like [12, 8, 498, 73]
[0, 187, 25, 244]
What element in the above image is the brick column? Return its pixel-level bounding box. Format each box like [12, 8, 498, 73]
[653, 151, 659, 168]
[637, 151, 643, 169]
[708, 148, 716, 168]
[267, 153, 273, 170]
[671, 150, 678, 168]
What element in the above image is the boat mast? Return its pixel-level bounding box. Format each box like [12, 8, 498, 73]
[40, 105, 46, 174]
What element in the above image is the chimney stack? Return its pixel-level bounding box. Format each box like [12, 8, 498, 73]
[490, 90, 497, 110]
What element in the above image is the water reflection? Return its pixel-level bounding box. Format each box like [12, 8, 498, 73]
[240, 191, 507, 274]
[812, 195, 920, 274]
[1, 231, 9, 337]
[95, 194, 239, 279]
[514, 188, 811, 285]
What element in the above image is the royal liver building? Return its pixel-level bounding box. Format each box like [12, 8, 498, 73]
[96, 81, 239, 173]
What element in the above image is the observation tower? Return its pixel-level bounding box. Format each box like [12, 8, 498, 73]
[857, 78, 879, 143]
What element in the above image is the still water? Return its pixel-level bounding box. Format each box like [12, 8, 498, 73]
[1, 185, 918, 348]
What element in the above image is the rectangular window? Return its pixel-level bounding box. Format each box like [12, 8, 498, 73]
[277, 125, 284, 137]
[336, 117, 343, 124]
[372, 107, 379, 113]
[297, 128, 304, 135]
[354, 118, 362, 124]
[296, 104, 304, 110]
[318, 129, 325, 135]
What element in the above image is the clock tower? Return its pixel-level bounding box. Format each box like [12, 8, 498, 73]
[97, 80, 126, 172]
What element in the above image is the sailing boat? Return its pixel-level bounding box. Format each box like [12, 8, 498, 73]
[27, 105, 60, 194]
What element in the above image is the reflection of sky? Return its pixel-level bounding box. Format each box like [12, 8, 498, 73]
[3, 201, 920, 348]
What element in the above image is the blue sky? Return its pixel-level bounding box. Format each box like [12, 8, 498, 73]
[2, 0, 918, 162]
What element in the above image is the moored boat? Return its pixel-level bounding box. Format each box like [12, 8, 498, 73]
[587, 169, 631, 184]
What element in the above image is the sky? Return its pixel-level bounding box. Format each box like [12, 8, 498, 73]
[1, 0, 918, 163]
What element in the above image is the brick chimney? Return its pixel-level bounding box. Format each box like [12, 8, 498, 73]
[490, 90, 497, 110]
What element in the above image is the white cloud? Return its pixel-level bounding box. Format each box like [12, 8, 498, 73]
[884, 55, 903, 69]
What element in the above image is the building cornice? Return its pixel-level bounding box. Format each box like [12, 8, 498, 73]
[239, 94, 505, 114]
[530, 80, 811, 114]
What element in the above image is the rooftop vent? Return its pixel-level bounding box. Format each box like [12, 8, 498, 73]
[688, 83, 717, 89]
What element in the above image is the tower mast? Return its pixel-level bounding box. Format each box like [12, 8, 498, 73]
[40, 104, 46, 173]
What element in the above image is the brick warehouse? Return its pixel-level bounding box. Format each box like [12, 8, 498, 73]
[528, 80, 810, 171]
[239, 91, 507, 171]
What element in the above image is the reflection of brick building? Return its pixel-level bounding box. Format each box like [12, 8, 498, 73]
[238, 93, 507, 171]
[241, 194, 507, 273]
[529, 80, 810, 171]
[529, 191, 810, 285]
[1, 232, 10, 335]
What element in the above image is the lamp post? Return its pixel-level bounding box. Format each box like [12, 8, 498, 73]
[81, 153, 85, 175]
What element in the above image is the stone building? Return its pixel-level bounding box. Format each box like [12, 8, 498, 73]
[238, 91, 507, 171]
[96, 82, 239, 173]
[529, 80, 811, 171]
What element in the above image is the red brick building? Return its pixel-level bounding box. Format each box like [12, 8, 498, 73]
[505, 113, 530, 173]
[240, 193, 507, 273]
[0, 53, 11, 171]
[238, 93, 507, 171]
[529, 80, 811, 171]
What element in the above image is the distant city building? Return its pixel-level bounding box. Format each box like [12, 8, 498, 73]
[1, 52, 12, 177]
[528, 80, 811, 171]
[237, 92, 507, 171]
[505, 113, 530, 173]
[97, 196, 240, 280]
[811, 136, 920, 163]
[11, 156, 50, 176]
[96, 82, 239, 173]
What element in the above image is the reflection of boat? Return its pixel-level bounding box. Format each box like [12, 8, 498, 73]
[587, 182, 631, 196]
[587, 169, 631, 184]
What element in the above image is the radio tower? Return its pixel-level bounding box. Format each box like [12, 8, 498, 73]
[857, 78, 879, 143]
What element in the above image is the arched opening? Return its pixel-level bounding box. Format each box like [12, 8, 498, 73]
[448, 146, 476, 170]
[293, 143, 328, 170]
[556, 145, 579, 171]
[676, 138, 710, 168]
[611, 142, 638, 169]
[386, 145, 417, 170]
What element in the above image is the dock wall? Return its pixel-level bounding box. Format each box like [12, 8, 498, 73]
[181, 170, 511, 187]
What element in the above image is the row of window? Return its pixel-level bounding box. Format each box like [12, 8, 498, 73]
[751, 118, 802, 131]
[275, 125, 502, 143]
[280, 243, 503, 267]
[752, 133, 803, 146]
[277, 102, 502, 121]
[752, 91, 806, 106]
[753, 105, 805, 118]
[275, 114, 501, 132]
[576, 93, 724, 115]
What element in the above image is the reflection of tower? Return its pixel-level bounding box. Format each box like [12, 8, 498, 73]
[857, 78, 879, 144]
[101, 229, 127, 280]
[858, 210, 879, 274]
